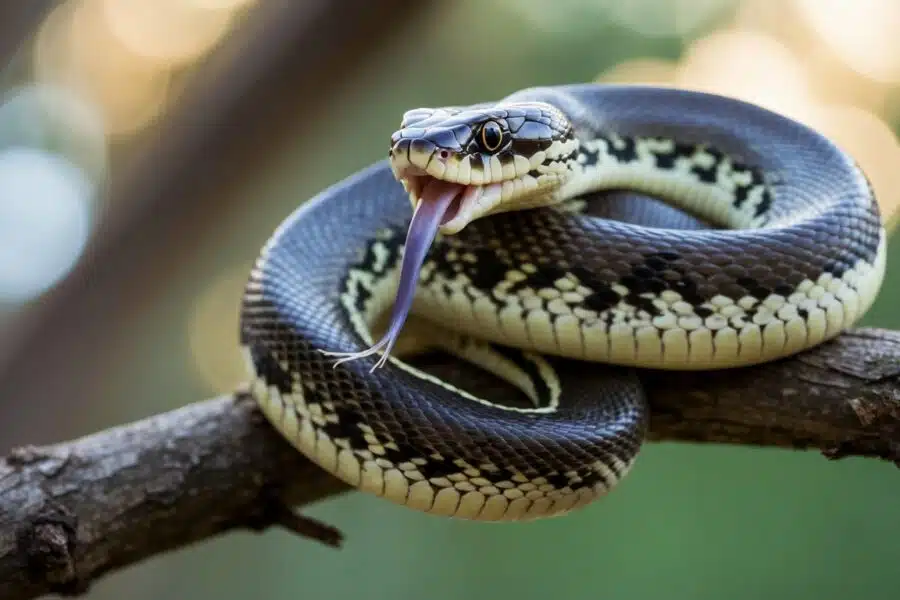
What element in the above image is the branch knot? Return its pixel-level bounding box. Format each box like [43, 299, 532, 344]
[16, 503, 81, 595]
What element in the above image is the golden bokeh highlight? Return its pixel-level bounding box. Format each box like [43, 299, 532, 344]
[597, 58, 678, 86]
[793, 0, 900, 85]
[72, 0, 170, 136]
[809, 104, 900, 222]
[31, 0, 253, 140]
[187, 265, 253, 394]
[732, 0, 900, 120]
[185, 0, 258, 10]
[676, 29, 816, 123]
[102, 0, 236, 66]
[33, 1, 170, 137]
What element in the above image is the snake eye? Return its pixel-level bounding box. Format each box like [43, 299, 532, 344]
[480, 121, 504, 153]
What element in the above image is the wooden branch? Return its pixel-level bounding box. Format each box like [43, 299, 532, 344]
[1, 327, 898, 599]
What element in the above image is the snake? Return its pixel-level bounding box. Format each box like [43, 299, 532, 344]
[239, 84, 886, 522]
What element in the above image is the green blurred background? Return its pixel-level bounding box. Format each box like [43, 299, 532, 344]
[0, 1, 898, 599]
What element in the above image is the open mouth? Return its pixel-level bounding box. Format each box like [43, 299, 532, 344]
[406, 176, 464, 226]
[400, 168, 504, 234]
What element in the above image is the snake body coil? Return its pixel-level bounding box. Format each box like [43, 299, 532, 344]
[240, 84, 886, 521]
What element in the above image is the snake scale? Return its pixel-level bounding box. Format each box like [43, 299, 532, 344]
[239, 84, 886, 521]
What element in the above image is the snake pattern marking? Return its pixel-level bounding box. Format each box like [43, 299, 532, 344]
[239, 84, 886, 521]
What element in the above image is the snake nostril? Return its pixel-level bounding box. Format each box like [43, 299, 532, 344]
[438, 149, 450, 160]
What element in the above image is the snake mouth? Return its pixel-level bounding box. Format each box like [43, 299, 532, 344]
[408, 176, 464, 226]
[402, 171, 503, 234]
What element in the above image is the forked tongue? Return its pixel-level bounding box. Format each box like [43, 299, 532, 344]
[325, 179, 462, 371]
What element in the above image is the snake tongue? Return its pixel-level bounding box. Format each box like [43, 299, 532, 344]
[326, 179, 463, 371]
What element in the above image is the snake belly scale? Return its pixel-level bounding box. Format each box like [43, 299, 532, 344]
[239, 84, 886, 521]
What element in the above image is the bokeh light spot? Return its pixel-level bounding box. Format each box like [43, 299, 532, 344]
[597, 58, 679, 85]
[186, 0, 258, 10]
[0, 83, 107, 181]
[33, 0, 173, 138]
[677, 29, 816, 123]
[794, 0, 900, 84]
[188, 265, 252, 393]
[102, 0, 236, 66]
[808, 104, 900, 226]
[0, 148, 94, 303]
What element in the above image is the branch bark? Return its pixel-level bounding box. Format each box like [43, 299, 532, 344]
[1, 327, 898, 599]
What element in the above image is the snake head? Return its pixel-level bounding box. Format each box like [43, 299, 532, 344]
[324, 102, 578, 371]
[388, 101, 578, 234]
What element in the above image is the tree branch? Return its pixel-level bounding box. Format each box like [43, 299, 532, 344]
[1, 327, 898, 599]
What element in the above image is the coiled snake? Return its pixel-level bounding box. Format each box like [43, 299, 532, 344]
[240, 84, 886, 521]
